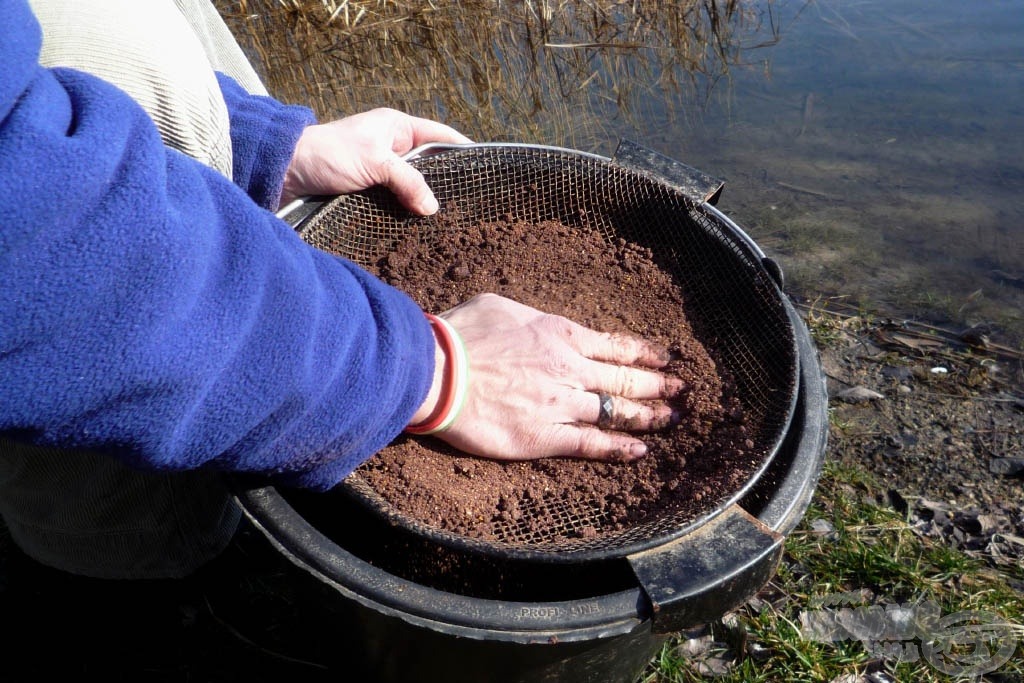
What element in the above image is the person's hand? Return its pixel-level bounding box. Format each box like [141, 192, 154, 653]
[280, 108, 471, 214]
[408, 294, 684, 462]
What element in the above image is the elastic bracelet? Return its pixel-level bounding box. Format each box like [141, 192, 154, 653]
[405, 314, 470, 435]
[431, 316, 469, 432]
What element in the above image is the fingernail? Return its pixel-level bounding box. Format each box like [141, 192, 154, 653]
[652, 408, 680, 430]
[420, 195, 440, 215]
[628, 442, 647, 459]
[665, 377, 687, 397]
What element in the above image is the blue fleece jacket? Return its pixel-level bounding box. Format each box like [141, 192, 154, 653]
[0, 0, 434, 490]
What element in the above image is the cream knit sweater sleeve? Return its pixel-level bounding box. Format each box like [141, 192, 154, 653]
[28, 0, 238, 177]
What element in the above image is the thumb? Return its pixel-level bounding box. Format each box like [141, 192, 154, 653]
[378, 153, 439, 215]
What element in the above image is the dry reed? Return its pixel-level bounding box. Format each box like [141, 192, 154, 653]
[216, 0, 769, 149]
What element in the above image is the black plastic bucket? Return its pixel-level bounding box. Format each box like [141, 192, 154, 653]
[232, 297, 827, 683]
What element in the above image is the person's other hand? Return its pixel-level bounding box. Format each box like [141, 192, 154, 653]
[409, 294, 684, 463]
[280, 108, 471, 214]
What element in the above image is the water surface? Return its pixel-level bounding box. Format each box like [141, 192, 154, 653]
[225, 0, 1024, 345]
[656, 0, 1024, 345]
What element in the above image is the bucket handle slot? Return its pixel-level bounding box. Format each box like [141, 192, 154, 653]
[627, 503, 784, 634]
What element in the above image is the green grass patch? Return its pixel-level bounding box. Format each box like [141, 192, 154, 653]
[641, 460, 1024, 682]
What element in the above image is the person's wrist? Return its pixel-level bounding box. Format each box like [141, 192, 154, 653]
[279, 124, 319, 208]
[406, 314, 469, 435]
[279, 157, 306, 208]
[408, 326, 445, 428]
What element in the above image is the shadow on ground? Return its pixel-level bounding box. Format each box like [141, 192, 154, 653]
[0, 520, 338, 680]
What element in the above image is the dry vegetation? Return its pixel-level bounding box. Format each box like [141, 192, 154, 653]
[215, 0, 770, 149]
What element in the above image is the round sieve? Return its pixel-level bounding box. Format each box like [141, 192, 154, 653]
[284, 142, 799, 562]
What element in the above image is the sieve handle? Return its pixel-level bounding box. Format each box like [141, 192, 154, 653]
[611, 140, 787, 290]
[401, 142, 471, 161]
[612, 139, 725, 206]
[627, 504, 784, 634]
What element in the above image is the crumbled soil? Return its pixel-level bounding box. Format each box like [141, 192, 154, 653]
[354, 211, 758, 544]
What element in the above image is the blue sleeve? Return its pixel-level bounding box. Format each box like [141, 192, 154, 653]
[215, 71, 314, 210]
[0, 0, 434, 490]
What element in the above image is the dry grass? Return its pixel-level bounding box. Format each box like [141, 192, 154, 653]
[215, 0, 770, 150]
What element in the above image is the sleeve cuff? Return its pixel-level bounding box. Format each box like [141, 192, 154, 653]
[215, 71, 317, 209]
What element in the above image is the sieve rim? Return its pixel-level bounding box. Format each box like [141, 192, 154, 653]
[283, 142, 800, 563]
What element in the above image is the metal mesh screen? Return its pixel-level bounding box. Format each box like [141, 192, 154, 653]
[293, 144, 798, 559]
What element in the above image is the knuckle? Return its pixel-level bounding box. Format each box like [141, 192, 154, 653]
[541, 313, 576, 340]
[607, 332, 635, 358]
[518, 426, 565, 458]
[618, 399, 642, 421]
[568, 428, 602, 459]
[543, 350, 576, 379]
[613, 365, 638, 395]
[553, 313, 575, 332]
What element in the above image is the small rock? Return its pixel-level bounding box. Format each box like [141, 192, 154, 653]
[881, 365, 913, 382]
[833, 386, 884, 403]
[829, 674, 867, 683]
[953, 510, 983, 534]
[914, 497, 951, 520]
[719, 613, 742, 631]
[989, 457, 1024, 476]
[695, 652, 735, 677]
[810, 518, 836, 537]
[674, 633, 714, 659]
[746, 641, 772, 662]
[912, 518, 935, 537]
[446, 264, 471, 281]
[745, 595, 767, 613]
[950, 511, 999, 540]
[964, 535, 989, 551]
[866, 673, 897, 683]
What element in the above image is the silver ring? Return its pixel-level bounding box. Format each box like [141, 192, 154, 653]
[597, 393, 614, 429]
